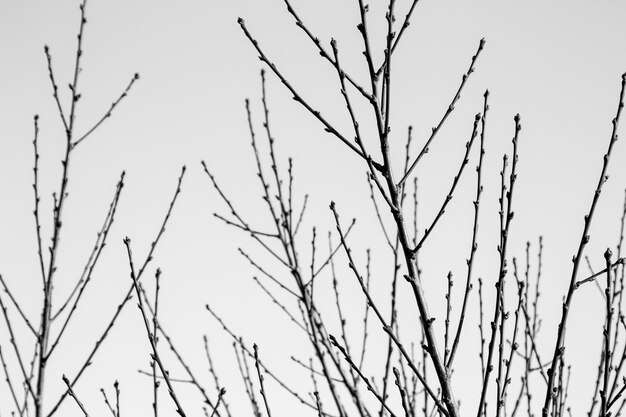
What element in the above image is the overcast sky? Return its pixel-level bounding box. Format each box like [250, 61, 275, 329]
[2, 1, 626, 416]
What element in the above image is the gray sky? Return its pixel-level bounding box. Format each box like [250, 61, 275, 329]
[2, 1, 626, 416]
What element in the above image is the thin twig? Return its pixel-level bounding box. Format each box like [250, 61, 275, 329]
[73, 73, 140, 148]
[330, 335, 398, 417]
[47, 173, 125, 358]
[47, 167, 185, 417]
[330, 203, 448, 416]
[62, 375, 89, 417]
[254, 344, 273, 417]
[575, 259, 625, 289]
[601, 249, 615, 417]
[238, 18, 377, 167]
[31, 114, 47, 287]
[542, 73, 626, 417]
[393, 367, 411, 417]
[477, 114, 522, 417]
[398, 38, 485, 187]
[152, 270, 161, 417]
[124, 238, 187, 417]
[412, 113, 481, 254]
[0, 345, 23, 416]
[281, 0, 372, 100]
[446, 90, 489, 369]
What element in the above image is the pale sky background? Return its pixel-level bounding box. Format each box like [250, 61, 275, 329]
[2, 1, 626, 416]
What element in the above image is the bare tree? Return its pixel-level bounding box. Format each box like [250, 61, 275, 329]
[0, 1, 185, 416]
[4, 1, 626, 417]
[203, 2, 626, 417]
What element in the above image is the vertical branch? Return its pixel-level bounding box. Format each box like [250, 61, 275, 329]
[261, 70, 297, 261]
[115, 380, 120, 417]
[204, 336, 232, 417]
[31, 115, 46, 286]
[235, 341, 262, 417]
[254, 344, 273, 417]
[478, 115, 522, 417]
[375, 0, 420, 77]
[379, 127, 416, 417]
[609, 192, 626, 401]
[152, 270, 161, 417]
[601, 249, 615, 417]
[523, 243, 533, 417]
[331, 38, 390, 209]
[381, 0, 397, 132]
[329, 233, 353, 383]
[315, 391, 325, 417]
[444, 272, 454, 366]
[501, 269, 524, 416]
[478, 278, 486, 382]
[542, 73, 626, 417]
[37, 2, 89, 412]
[393, 368, 411, 417]
[532, 237, 543, 338]
[359, 249, 372, 370]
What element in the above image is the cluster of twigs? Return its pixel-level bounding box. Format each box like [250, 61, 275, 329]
[0, 1, 190, 416]
[4, 1, 626, 417]
[199, 1, 626, 417]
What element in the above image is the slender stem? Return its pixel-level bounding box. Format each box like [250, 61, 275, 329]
[253, 344, 273, 417]
[152, 270, 161, 417]
[447, 91, 489, 369]
[0, 292, 36, 403]
[0, 345, 23, 416]
[542, 74, 626, 417]
[375, 0, 421, 77]
[62, 375, 89, 417]
[477, 115, 522, 417]
[0, 275, 37, 337]
[115, 380, 120, 417]
[398, 38, 485, 188]
[413, 114, 481, 254]
[238, 18, 377, 167]
[31, 115, 47, 287]
[124, 238, 187, 417]
[73, 73, 140, 148]
[330, 335, 398, 417]
[444, 272, 454, 365]
[281, 0, 372, 100]
[601, 249, 615, 417]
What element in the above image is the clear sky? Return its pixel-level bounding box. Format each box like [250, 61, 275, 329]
[2, 1, 626, 416]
